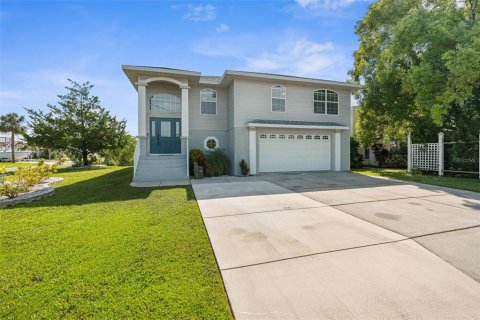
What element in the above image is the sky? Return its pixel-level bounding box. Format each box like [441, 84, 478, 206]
[0, 0, 373, 134]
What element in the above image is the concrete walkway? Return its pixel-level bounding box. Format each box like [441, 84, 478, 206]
[192, 173, 480, 319]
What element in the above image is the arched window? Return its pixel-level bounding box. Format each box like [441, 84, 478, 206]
[150, 93, 181, 112]
[271, 85, 286, 112]
[314, 89, 338, 115]
[200, 89, 217, 115]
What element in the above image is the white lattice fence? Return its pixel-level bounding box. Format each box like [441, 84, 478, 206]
[411, 143, 439, 171]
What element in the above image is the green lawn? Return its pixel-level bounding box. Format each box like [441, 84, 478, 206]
[0, 161, 38, 168]
[353, 168, 479, 193]
[0, 167, 233, 319]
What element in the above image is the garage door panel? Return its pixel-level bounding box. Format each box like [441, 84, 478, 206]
[259, 133, 331, 172]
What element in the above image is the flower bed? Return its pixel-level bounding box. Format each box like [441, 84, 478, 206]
[0, 177, 63, 208]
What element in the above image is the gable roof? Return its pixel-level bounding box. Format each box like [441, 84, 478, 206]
[122, 65, 362, 90]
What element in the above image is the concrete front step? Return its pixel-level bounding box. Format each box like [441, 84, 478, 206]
[134, 155, 188, 182]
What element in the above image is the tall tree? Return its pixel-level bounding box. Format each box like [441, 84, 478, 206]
[0, 113, 27, 163]
[26, 80, 127, 166]
[351, 0, 479, 146]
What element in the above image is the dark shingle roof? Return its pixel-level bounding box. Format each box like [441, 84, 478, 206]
[248, 119, 347, 127]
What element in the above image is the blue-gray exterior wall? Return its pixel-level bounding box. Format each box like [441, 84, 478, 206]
[144, 77, 352, 175]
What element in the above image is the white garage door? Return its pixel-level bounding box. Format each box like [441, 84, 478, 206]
[259, 133, 331, 172]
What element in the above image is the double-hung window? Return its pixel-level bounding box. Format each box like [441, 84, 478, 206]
[271, 85, 286, 112]
[200, 89, 217, 115]
[314, 89, 338, 115]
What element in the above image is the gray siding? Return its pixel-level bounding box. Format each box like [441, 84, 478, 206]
[188, 86, 227, 131]
[233, 79, 351, 128]
[140, 76, 351, 174]
[189, 129, 228, 154]
[232, 127, 249, 176]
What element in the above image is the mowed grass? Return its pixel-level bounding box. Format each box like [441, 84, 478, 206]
[353, 168, 479, 193]
[0, 167, 233, 319]
[0, 162, 38, 168]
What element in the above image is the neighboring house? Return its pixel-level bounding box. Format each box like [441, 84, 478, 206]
[0, 132, 31, 161]
[123, 65, 361, 182]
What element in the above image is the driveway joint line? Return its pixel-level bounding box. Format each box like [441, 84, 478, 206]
[220, 225, 480, 272]
[202, 205, 329, 219]
[220, 238, 408, 271]
[414, 195, 480, 211]
[349, 173, 475, 195]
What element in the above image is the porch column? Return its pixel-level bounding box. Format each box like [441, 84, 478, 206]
[407, 131, 412, 173]
[180, 85, 190, 178]
[180, 85, 189, 137]
[137, 82, 147, 156]
[438, 132, 444, 176]
[249, 127, 257, 175]
[335, 130, 341, 171]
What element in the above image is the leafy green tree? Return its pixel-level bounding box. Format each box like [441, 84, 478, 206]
[0, 113, 27, 163]
[103, 133, 136, 166]
[26, 80, 127, 166]
[351, 0, 479, 146]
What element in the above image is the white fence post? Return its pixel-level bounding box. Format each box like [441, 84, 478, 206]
[407, 131, 412, 173]
[438, 132, 444, 176]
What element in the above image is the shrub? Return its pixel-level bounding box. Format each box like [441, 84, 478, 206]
[0, 162, 56, 198]
[0, 181, 24, 199]
[384, 153, 407, 168]
[56, 154, 69, 165]
[206, 149, 229, 177]
[88, 154, 104, 165]
[239, 159, 250, 176]
[371, 144, 390, 167]
[350, 137, 363, 169]
[189, 149, 206, 175]
[107, 159, 118, 166]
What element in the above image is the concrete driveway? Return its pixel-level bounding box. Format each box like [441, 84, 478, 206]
[191, 172, 480, 319]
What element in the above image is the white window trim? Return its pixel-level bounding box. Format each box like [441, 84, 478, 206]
[200, 88, 217, 115]
[150, 93, 181, 113]
[313, 89, 339, 115]
[203, 136, 219, 151]
[271, 85, 286, 113]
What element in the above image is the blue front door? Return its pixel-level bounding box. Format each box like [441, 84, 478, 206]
[150, 117, 181, 154]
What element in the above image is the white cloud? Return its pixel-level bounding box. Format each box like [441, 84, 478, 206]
[216, 23, 229, 33]
[295, 0, 358, 10]
[192, 31, 351, 81]
[296, 0, 319, 8]
[245, 38, 347, 79]
[183, 4, 216, 21]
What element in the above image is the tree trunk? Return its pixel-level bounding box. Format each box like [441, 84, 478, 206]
[82, 150, 89, 166]
[11, 132, 15, 163]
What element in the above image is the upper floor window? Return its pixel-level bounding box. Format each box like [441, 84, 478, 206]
[271, 85, 286, 112]
[314, 89, 338, 115]
[150, 93, 181, 113]
[200, 89, 217, 115]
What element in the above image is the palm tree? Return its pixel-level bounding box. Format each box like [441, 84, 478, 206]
[0, 113, 27, 163]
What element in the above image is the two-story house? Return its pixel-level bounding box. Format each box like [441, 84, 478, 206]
[122, 65, 361, 183]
